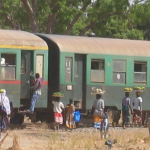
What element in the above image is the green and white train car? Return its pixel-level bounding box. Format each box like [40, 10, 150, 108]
[0, 30, 48, 110]
[37, 34, 150, 113]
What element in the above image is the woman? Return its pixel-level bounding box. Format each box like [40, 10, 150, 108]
[92, 94, 104, 128]
[122, 92, 132, 129]
[0, 89, 11, 130]
[52, 98, 64, 126]
[132, 91, 142, 127]
[66, 99, 76, 129]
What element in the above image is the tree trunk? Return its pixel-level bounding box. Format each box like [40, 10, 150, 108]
[46, 0, 56, 34]
[21, 0, 38, 33]
[65, 4, 89, 35]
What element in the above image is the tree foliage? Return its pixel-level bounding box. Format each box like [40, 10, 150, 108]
[0, 0, 149, 40]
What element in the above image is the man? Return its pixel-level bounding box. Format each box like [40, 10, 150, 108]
[27, 73, 42, 113]
[122, 92, 132, 129]
[132, 91, 142, 126]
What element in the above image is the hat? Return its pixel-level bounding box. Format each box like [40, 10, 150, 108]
[52, 92, 64, 97]
[91, 87, 105, 95]
[124, 87, 132, 93]
[0, 89, 5, 93]
[133, 86, 145, 92]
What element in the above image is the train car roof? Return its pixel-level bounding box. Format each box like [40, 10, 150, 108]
[0, 30, 48, 50]
[36, 33, 150, 56]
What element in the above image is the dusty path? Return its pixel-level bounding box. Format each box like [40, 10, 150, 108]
[0, 118, 150, 150]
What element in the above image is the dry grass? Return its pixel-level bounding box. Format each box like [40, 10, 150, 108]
[23, 128, 150, 150]
[10, 132, 22, 150]
[1, 124, 150, 150]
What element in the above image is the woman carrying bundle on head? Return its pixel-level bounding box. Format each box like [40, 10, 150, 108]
[92, 93, 105, 128]
[52, 92, 65, 130]
[132, 90, 143, 127]
[122, 91, 132, 129]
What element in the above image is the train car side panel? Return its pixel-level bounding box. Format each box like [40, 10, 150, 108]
[0, 48, 21, 107]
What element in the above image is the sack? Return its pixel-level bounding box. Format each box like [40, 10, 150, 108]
[74, 111, 81, 123]
[94, 109, 103, 117]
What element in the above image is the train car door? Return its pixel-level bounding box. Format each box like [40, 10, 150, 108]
[21, 51, 33, 99]
[74, 54, 86, 109]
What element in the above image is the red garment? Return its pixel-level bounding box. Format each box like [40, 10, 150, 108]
[54, 112, 63, 124]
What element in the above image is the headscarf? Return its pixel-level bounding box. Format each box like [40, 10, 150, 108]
[0, 90, 11, 115]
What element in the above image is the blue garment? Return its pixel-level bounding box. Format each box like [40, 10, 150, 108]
[30, 93, 39, 112]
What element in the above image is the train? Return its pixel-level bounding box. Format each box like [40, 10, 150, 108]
[0, 29, 150, 123]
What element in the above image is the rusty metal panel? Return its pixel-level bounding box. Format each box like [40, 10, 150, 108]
[0, 30, 48, 50]
[38, 34, 150, 56]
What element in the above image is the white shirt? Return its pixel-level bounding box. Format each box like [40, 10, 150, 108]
[52, 101, 64, 113]
[133, 97, 142, 110]
[0, 90, 11, 115]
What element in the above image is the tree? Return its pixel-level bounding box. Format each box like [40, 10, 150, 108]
[0, 0, 130, 36]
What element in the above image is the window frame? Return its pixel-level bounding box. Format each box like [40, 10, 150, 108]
[113, 59, 126, 84]
[91, 59, 105, 83]
[1, 53, 16, 80]
[65, 56, 73, 83]
[134, 61, 147, 85]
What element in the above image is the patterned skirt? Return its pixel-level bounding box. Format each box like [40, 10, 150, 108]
[54, 112, 63, 124]
[93, 115, 103, 128]
[66, 113, 76, 129]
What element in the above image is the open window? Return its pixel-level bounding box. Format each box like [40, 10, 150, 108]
[91, 59, 105, 83]
[134, 61, 147, 85]
[1, 54, 16, 80]
[113, 60, 126, 84]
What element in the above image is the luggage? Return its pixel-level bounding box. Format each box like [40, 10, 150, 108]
[74, 111, 81, 123]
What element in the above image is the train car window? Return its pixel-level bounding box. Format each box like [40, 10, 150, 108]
[134, 61, 147, 85]
[91, 59, 104, 83]
[36, 55, 43, 78]
[21, 55, 26, 74]
[65, 57, 72, 82]
[113, 60, 126, 84]
[1, 54, 16, 80]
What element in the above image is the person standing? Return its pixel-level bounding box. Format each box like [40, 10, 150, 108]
[0, 89, 11, 131]
[52, 97, 64, 129]
[27, 73, 42, 113]
[132, 91, 143, 127]
[122, 92, 132, 129]
[92, 94, 104, 128]
[65, 99, 76, 129]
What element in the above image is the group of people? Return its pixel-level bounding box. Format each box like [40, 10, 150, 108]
[122, 90, 143, 129]
[92, 89, 143, 130]
[52, 98, 77, 130]
[0, 72, 144, 132]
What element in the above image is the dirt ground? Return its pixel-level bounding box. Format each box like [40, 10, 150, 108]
[0, 118, 150, 150]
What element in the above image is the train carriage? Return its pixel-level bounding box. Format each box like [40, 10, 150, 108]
[0, 30, 48, 111]
[36, 34, 150, 115]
